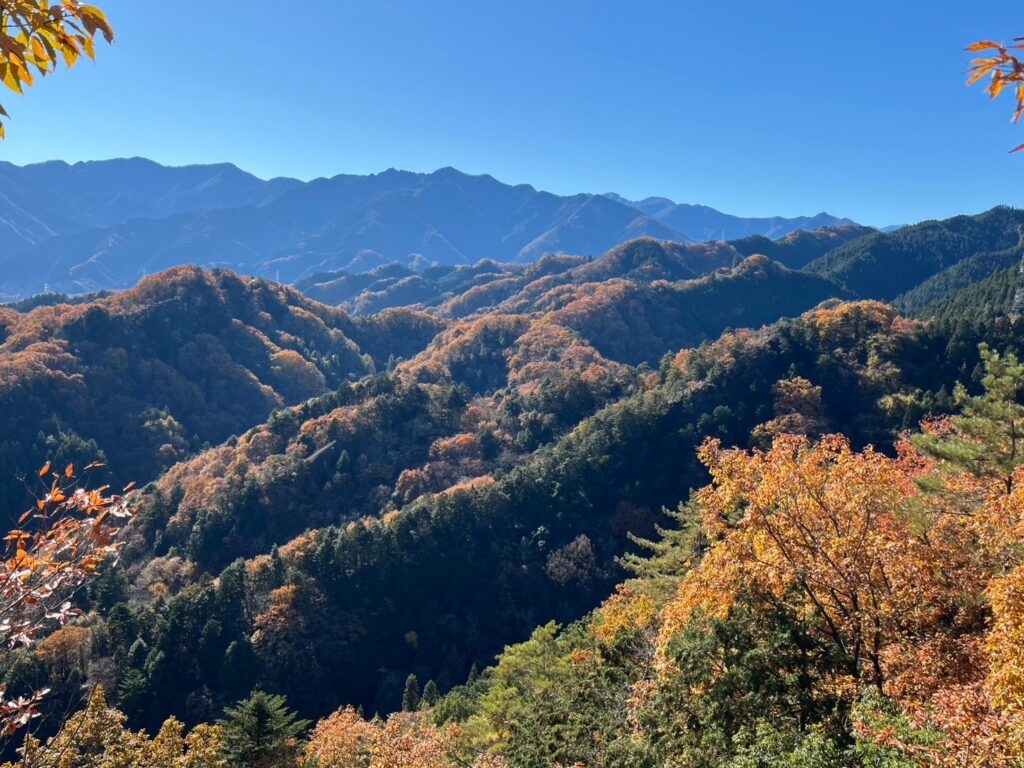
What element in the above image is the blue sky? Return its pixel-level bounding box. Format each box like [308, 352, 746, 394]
[0, 1, 1020, 226]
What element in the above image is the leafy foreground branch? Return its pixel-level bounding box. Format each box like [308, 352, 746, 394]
[0, 1, 113, 137]
[0, 462, 132, 741]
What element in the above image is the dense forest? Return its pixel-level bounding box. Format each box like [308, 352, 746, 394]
[4, 1, 1024, 764]
[5, 212, 1024, 767]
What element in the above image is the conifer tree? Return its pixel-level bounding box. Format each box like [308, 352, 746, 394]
[218, 690, 310, 768]
[421, 680, 441, 708]
[913, 344, 1024, 494]
[402, 674, 422, 712]
[621, 501, 705, 585]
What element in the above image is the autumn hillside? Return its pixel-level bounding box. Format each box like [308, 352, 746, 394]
[4, 219, 1024, 766]
[10, 291, 1017, 735]
[296, 228, 872, 317]
[0, 266, 442, 508]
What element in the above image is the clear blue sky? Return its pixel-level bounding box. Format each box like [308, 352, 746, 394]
[0, 0, 1020, 226]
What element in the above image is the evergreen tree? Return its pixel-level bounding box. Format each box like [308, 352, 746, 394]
[127, 636, 149, 669]
[421, 679, 441, 708]
[913, 344, 1024, 494]
[117, 668, 151, 724]
[336, 449, 351, 475]
[621, 501, 705, 587]
[402, 673, 421, 712]
[218, 690, 310, 768]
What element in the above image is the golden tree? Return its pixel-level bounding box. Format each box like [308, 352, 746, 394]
[305, 707, 377, 768]
[2, 686, 226, 768]
[0, 1, 113, 137]
[660, 434, 985, 695]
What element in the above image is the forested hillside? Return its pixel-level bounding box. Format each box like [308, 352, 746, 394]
[803, 206, 1024, 300]
[918, 264, 1021, 321]
[5, 1, 1024, 765]
[5, 225, 1024, 768]
[297, 234, 860, 319]
[0, 266, 441, 511]
[297, 210, 1024, 326]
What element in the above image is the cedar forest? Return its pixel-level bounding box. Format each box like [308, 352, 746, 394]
[4, 3, 1024, 767]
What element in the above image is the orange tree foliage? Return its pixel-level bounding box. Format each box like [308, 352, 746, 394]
[0, 1, 113, 137]
[643, 349, 1024, 764]
[967, 38, 1024, 151]
[0, 461, 132, 736]
[988, 562, 1024, 714]
[659, 433, 986, 695]
[305, 708, 507, 768]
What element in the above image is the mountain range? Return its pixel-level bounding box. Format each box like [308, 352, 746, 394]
[0, 158, 855, 298]
[3, 198, 1024, 758]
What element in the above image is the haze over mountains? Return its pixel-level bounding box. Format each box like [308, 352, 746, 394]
[0, 158, 855, 298]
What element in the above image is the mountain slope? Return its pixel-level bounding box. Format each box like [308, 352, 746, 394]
[0, 158, 301, 250]
[296, 234, 860, 320]
[730, 224, 877, 269]
[0, 168, 694, 295]
[915, 263, 1020, 321]
[894, 234, 1024, 313]
[76, 301, 1015, 725]
[803, 206, 1024, 300]
[0, 266, 441, 505]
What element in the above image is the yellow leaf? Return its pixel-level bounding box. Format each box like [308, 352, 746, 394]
[30, 37, 46, 63]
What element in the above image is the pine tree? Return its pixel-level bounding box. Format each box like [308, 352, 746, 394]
[421, 679, 441, 708]
[336, 449, 352, 475]
[620, 501, 706, 587]
[117, 668, 151, 722]
[402, 673, 421, 712]
[127, 636, 149, 668]
[218, 690, 310, 768]
[913, 344, 1024, 494]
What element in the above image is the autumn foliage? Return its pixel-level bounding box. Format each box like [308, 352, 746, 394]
[642, 348, 1024, 765]
[967, 37, 1024, 151]
[0, 461, 131, 738]
[0, 1, 113, 137]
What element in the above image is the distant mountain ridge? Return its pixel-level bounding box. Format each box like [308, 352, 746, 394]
[297, 226, 874, 316]
[0, 159, 856, 297]
[604, 192, 857, 241]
